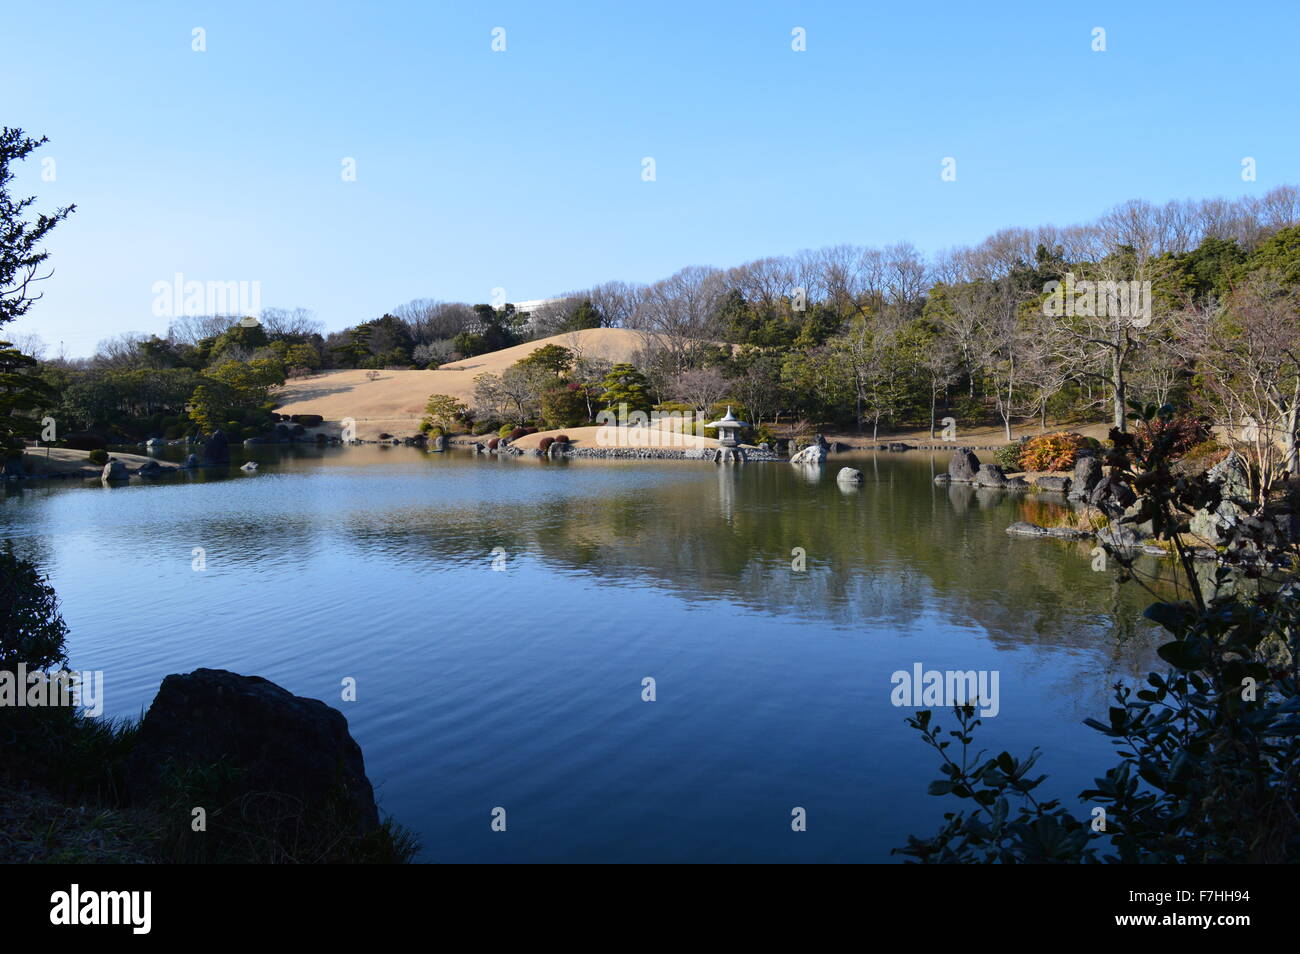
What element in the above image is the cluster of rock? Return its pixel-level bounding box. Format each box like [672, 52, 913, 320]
[933, 448, 1029, 490]
[999, 448, 1294, 560]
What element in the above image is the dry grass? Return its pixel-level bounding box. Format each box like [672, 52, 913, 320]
[0, 783, 156, 863]
[274, 328, 658, 441]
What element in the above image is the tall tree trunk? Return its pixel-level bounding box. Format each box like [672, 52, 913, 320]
[1111, 347, 1126, 432]
[1286, 382, 1299, 474]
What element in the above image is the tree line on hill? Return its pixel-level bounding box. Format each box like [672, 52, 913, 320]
[4, 124, 1300, 483]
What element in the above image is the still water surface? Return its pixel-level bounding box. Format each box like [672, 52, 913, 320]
[0, 446, 1165, 862]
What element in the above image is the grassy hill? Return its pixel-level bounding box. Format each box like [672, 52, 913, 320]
[273, 327, 654, 440]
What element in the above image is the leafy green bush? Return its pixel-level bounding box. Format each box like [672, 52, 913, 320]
[87, 449, 108, 465]
[541, 384, 588, 429]
[0, 541, 69, 671]
[992, 443, 1022, 471]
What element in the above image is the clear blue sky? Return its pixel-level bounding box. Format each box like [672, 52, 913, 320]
[5, 0, 1298, 355]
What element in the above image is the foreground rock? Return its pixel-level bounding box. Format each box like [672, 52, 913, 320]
[101, 459, 128, 482]
[1035, 475, 1071, 494]
[974, 463, 1026, 490]
[126, 668, 379, 833]
[1067, 456, 1102, 500]
[947, 448, 980, 482]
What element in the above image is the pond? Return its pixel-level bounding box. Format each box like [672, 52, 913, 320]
[0, 446, 1167, 862]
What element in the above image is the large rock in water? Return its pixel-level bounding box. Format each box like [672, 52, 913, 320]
[974, 463, 1009, 488]
[789, 442, 828, 464]
[126, 668, 379, 833]
[101, 459, 128, 482]
[1067, 455, 1102, 500]
[1036, 475, 1071, 494]
[948, 448, 980, 482]
[836, 466, 863, 483]
[203, 429, 230, 464]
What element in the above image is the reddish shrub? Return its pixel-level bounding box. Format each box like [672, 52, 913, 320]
[538, 437, 555, 452]
[487, 437, 499, 450]
[1019, 432, 1089, 472]
[1133, 414, 1211, 460]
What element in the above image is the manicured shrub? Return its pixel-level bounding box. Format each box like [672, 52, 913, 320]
[992, 443, 1023, 471]
[498, 425, 514, 438]
[290, 414, 324, 427]
[487, 437, 499, 450]
[378, 432, 392, 440]
[1018, 432, 1089, 472]
[472, 420, 499, 436]
[538, 437, 555, 452]
[508, 427, 528, 442]
[87, 449, 108, 465]
[554, 434, 570, 444]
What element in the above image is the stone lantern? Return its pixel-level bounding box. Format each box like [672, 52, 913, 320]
[706, 406, 748, 463]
